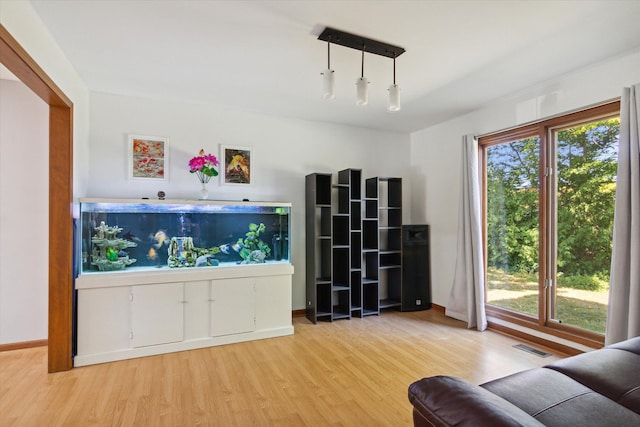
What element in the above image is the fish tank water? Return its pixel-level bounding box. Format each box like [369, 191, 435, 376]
[78, 198, 291, 274]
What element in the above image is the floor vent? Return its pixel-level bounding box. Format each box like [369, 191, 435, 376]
[513, 344, 552, 358]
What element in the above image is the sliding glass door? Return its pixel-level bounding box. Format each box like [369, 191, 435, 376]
[485, 135, 540, 319]
[550, 118, 620, 334]
[481, 103, 620, 342]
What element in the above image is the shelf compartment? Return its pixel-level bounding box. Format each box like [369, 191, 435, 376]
[332, 311, 351, 320]
[379, 228, 402, 251]
[351, 233, 362, 268]
[378, 208, 402, 228]
[332, 290, 351, 320]
[365, 200, 378, 218]
[335, 185, 349, 214]
[363, 284, 379, 314]
[365, 177, 378, 199]
[317, 206, 332, 236]
[332, 215, 350, 246]
[379, 298, 401, 309]
[351, 201, 362, 230]
[379, 268, 402, 307]
[339, 169, 362, 200]
[351, 271, 362, 309]
[363, 220, 378, 250]
[380, 252, 401, 267]
[332, 247, 349, 286]
[364, 252, 378, 279]
[314, 174, 332, 205]
[316, 239, 332, 280]
[316, 283, 332, 315]
[361, 309, 379, 317]
[387, 178, 402, 207]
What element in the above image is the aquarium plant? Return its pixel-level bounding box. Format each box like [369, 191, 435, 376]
[237, 223, 271, 264]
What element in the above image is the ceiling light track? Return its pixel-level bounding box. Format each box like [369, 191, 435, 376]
[317, 27, 405, 59]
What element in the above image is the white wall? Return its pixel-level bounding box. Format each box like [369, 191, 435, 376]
[0, 0, 91, 197]
[88, 92, 411, 310]
[0, 0, 90, 344]
[0, 79, 48, 344]
[410, 48, 640, 307]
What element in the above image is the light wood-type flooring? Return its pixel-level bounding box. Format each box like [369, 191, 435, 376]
[1, 309, 567, 426]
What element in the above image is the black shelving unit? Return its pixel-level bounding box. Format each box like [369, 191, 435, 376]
[363, 178, 380, 316]
[307, 171, 403, 322]
[305, 173, 333, 323]
[365, 177, 403, 311]
[338, 169, 362, 318]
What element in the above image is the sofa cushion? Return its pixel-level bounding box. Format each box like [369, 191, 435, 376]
[545, 345, 640, 413]
[408, 376, 545, 427]
[607, 336, 640, 355]
[482, 367, 640, 426]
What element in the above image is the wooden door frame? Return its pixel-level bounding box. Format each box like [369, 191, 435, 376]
[0, 24, 74, 372]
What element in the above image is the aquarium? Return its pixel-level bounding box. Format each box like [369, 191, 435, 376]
[78, 198, 291, 274]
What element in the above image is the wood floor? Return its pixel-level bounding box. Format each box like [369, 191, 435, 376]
[0, 309, 567, 426]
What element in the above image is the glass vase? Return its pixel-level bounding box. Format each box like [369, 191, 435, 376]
[200, 181, 209, 200]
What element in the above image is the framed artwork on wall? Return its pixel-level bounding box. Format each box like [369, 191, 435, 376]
[221, 145, 252, 185]
[128, 135, 168, 181]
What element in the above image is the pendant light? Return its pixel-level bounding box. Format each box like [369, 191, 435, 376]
[356, 46, 368, 106]
[321, 39, 335, 99]
[388, 54, 400, 112]
[317, 27, 405, 110]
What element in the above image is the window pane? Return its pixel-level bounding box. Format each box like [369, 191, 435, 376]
[553, 118, 619, 333]
[486, 137, 540, 317]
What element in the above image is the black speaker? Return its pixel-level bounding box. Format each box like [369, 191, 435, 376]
[402, 225, 431, 311]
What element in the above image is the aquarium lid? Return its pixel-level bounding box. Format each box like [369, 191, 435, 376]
[78, 198, 291, 214]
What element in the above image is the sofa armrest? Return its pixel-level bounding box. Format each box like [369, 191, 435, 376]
[408, 376, 545, 427]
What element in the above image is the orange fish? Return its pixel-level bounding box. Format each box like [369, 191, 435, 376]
[147, 247, 158, 261]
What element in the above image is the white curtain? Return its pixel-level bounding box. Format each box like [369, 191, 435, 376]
[446, 135, 487, 331]
[606, 83, 640, 345]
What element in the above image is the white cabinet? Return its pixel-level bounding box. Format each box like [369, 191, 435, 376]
[75, 264, 293, 366]
[131, 283, 184, 348]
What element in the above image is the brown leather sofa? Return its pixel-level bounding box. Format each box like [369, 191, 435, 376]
[408, 336, 640, 426]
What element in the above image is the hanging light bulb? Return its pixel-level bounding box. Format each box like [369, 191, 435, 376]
[388, 54, 400, 112]
[356, 46, 368, 106]
[321, 40, 335, 99]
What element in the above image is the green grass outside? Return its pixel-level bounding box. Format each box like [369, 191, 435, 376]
[486, 267, 608, 334]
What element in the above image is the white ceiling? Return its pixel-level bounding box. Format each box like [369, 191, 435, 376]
[28, 0, 640, 133]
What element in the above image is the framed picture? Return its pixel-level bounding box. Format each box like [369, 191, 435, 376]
[128, 135, 168, 181]
[221, 145, 252, 185]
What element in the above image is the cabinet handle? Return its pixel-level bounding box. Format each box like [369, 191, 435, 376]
[209, 299, 216, 302]
[179, 300, 188, 304]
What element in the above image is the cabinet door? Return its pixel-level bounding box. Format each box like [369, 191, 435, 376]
[131, 282, 184, 347]
[77, 286, 131, 355]
[184, 280, 210, 341]
[210, 278, 255, 336]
